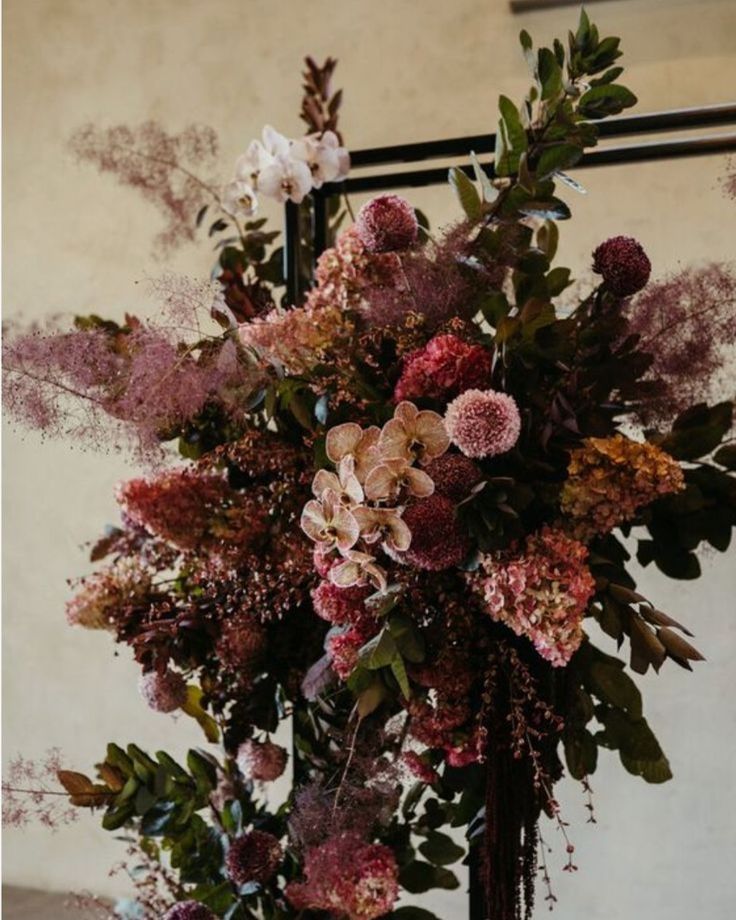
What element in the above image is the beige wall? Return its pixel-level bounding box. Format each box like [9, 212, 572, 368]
[3, 0, 736, 916]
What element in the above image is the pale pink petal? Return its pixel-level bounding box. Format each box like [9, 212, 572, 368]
[326, 423, 363, 462]
[394, 401, 419, 426]
[333, 508, 361, 552]
[312, 469, 340, 498]
[300, 500, 328, 543]
[405, 467, 435, 498]
[385, 516, 412, 553]
[415, 411, 450, 459]
[364, 462, 401, 501]
[378, 418, 411, 461]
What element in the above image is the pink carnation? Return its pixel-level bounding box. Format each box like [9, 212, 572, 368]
[394, 334, 492, 404]
[236, 739, 288, 782]
[444, 388, 521, 458]
[468, 527, 595, 667]
[355, 194, 418, 253]
[592, 235, 651, 296]
[286, 831, 399, 920]
[401, 495, 471, 571]
[226, 830, 283, 885]
[138, 669, 187, 713]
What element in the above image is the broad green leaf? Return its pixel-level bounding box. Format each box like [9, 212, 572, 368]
[359, 627, 398, 670]
[399, 860, 460, 894]
[536, 143, 583, 179]
[578, 84, 637, 119]
[448, 167, 482, 220]
[495, 95, 528, 176]
[419, 831, 465, 866]
[563, 729, 598, 780]
[182, 685, 220, 743]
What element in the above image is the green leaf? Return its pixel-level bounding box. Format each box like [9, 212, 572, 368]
[537, 47, 563, 101]
[418, 831, 465, 866]
[659, 401, 733, 460]
[588, 660, 642, 718]
[479, 291, 510, 326]
[388, 612, 425, 663]
[563, 729, 598, 780]
[578, 84, 638, 119]
[546, 266, 572, 296]
[448, 167, 482, 220]
[536, 143, 583, 179]
[620, 752, 673, 784]
[358, 628, 398, 670]
[714, 444, 736, 469]
[399, 860, 460, 894]
[517, 198, 571, 220]
[181, 686, 220, 743]
[391, 656, 411, 700]
[495, 95, 528, 176]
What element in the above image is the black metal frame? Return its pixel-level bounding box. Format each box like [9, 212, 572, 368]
[282, 103, 736, 917]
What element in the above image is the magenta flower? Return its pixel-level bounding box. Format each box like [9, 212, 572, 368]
[355, 194, 419, 253]
[394, 334, 493, 404]
[444, 388, 521, 458]
[592, 235, 651, 296]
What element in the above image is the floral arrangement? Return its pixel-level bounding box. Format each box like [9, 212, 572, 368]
[4, 13, 736, 920]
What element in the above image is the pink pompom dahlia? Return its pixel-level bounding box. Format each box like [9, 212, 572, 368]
[164, 903, 216, 920]
[355, 194, 418, 253]
[468, 527, 595, 667]
[445, 388, 521, 459]
[592, 235, 651, 296]
[401, 495, 471, 570]
[394, 333, 492, 404]
[236, 739, 288, 782]
[286, 831, 399, 920]
[226, 830, 283, 886]
[138, 668, 187, 713]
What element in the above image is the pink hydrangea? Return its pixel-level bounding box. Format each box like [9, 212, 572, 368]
[285, 831, 399, 920]
[226, 830, 283, 885]
[394, 334, 492, 404]
[444, 388, 521, 458]
[468, 527, 595, 667]
[138, 668, 187, 713]
[401, 495, 471, 570]
[311, 580, 370, 626]
[355, 194, 418, 253]
[236, 739, 288, 782]
[592, 235, 651, 296]
[402, 751, 439, 785]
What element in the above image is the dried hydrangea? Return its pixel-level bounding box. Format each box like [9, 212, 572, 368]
[285, 831, 399, 919]
[236, 739, 288, 782]
[445, 388, 521, 458]
[66, 559, 151, 630]
[468, 527, 595, 667]
[311, 580, 371, 626]
[225, 830, 283, 885]
[592, 235, 651, 297]
[560, 434, 685, 540]
[394, 333, 493, 404]
[355, 194, 419, 253]
[138, 668, 188, 713]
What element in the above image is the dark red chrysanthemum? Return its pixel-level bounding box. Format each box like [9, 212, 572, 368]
[592, 235, 651, 297]
[226, 830, 283, 885]
[425, 454, 483, 503]
[401, 495, 471, 570]
[163, 902, 217, 920]
[355, 195, 418, 253]
[394, 334, 492, 404]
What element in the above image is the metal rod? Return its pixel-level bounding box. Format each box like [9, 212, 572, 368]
[283, 201, 302, 304]
[312, 192, 329, 261]
[324, 132, 736, 195]
[348, 104, 736, 169]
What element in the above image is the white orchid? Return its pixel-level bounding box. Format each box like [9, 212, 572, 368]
[312, 456, 364, 508]
[352, 506, 412, 554]
[258, 153, 313, 204]
[300, 489, 360, 553]
[325, 423, 381, 483]
[379, 402, 450, 465]
[364, 457, 435, 502]
[292, 131, 350, 188]
[222, 179, 258, 218]
[329, 550, 388, 592]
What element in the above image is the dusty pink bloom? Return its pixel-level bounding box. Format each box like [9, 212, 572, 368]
[400, 495, 470, 571]
[313, 457, 364, 507]
[352, 506, 412, 554]
[216, 616, 267, 677]
[363, 458, 434, 501]
[329, 550, 388, 592]
[425, 454, 483, 503]
[236, 740, 288, 782]
[468, 527, 595, 667]
[325, 423, 381, 483]
[445, 388, 521, 459]
[66, 559, 151, 630]
[301, 490, 360, 552]
[138, 669, 187, 713]
[226, 830, 283, 885]
[355, 194, 419, 253]
[593, 235, 651, 297]
[379, 401, 449, 465]
[394, 334, 493, 404]
[311, 580, 370, 626]
[286, 831, 399, 919]
[164, 903, 217, 920]
[69, 121, 219, 258]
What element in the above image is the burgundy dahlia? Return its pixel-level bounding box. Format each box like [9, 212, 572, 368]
[401, 495, 471, 570]
[355, 194, 418, 253]
[394, 333, 493, 404]
[163, 902, 217, 920]
[138, 668, 187, 713]
[425, 454, 483, 503]
[444, 388, 521, 459]
[236, 739, 288, 782]
[592, 235, 651, 296]
[226, 830, 283, 886]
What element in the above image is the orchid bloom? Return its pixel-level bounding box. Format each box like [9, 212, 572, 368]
[235, 126, 290, 188]
[292, 131, 350, 188]
[312, 457, 364, 508]
[258, 153, 313, 204]
[300, 490, 360, 553]
[352, 506, 412, 554]
[222, 179, 258, 218]
[379, 402, 450, 465]
[329, 550, 388, 592]
[325, 423, 381, 483]
[364, 457, 435, 502]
